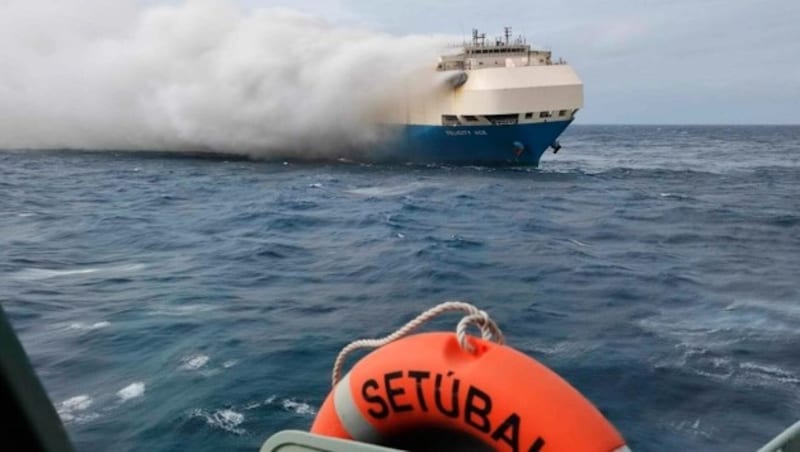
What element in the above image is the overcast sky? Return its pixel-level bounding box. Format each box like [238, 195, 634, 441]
[242, 0, 800, 124]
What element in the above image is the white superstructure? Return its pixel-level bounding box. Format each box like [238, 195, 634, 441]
[391, 28, 583, 128]
[374, 28, 584, 166]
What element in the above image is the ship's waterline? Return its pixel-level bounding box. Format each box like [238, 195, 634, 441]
[373, 120, 574, 166]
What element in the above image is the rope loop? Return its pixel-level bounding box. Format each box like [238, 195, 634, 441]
[456, 310, 504, 353]
[330, 301, 504, 387]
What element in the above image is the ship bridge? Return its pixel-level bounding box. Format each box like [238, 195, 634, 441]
[379, 25, 583, 139]
[437, 27, 561, 71]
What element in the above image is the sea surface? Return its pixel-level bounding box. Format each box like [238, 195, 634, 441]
[1, 125, 799, 451]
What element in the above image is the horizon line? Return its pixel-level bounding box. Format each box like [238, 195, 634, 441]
[571, 123, 800, 127]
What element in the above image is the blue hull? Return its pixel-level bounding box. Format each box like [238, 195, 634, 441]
[375, 120, 573, 167]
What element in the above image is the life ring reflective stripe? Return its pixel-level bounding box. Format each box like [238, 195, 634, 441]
[311, 332, 628, 452]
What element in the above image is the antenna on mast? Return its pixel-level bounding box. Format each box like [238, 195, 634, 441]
[504, 26, 512, 45]
[470, 28, 487, 46]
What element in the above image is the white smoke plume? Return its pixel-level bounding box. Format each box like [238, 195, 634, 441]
[0, 0, 448, 158]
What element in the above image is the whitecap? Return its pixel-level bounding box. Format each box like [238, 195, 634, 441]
[261, 396, 316, 416]
[191, 408, 245, 435]
[59, 395, 93, 412]
[150, 304, 214, 317]
[180, 354, 210, 370]
[244, 401, 262, 410]
[69, 321, 111, 331]
[222, 360, 237, 369]
[57, 395, 98, 424]
[216, 409, 244, 427]
[347, 182, 438, 197]
[117, 382, 145, 401]
[659, 192, 689, 200]
[281, 399, 317, 416]
[14, 263, 145, 280]
[19, 268, 99, 280]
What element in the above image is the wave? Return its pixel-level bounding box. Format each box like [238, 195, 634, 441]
[180, 354, 210, 371]
[56, 395, 100, 424]
[68, 321, 112, 331]
[243, 395, 318, 417]
[13, 263, 146, 280]
[117, 382, 146, 402]
[346, 181, 441, 197]
[190, 408, 245, 435]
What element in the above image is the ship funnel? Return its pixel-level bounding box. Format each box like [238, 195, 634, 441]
[446, 71, 468, 89]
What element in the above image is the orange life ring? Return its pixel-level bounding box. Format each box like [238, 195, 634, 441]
[311, 332, 628, 452]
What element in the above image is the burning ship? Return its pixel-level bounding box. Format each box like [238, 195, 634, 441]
[376, 27, 583, 167]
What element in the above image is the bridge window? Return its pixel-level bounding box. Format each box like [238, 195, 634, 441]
[540, 111, 552, 118]
[525, 112, 533, 119]
[463, 115, 479, 122]
[442, 115, 460, 126]
[559, 110, 568, 117]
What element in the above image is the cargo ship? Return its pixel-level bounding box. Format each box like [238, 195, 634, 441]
[376, 27, 583, 167]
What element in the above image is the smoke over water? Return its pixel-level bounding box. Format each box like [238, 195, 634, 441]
[0, 0, 448, 158]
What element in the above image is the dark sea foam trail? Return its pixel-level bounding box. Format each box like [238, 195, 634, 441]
[1, 125, 799, 452]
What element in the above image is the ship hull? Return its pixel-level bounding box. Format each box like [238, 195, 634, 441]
[375, 119, 573, 167]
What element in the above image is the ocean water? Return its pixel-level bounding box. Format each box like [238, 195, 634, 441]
[1, 125, 799, 451]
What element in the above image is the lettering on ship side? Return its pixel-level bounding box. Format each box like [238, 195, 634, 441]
[360, 370, 546, 452]
[444, 129, 488, 136]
